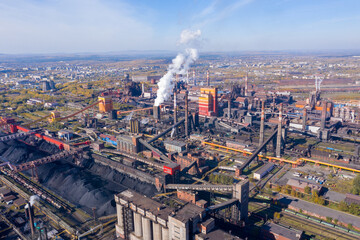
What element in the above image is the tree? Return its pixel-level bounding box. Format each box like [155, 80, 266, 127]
[273, 212, 281, 223]
[326, 216, 333, 223]
[296, 192, 303, 198]
[285, 185, 292, 194]
[304, 186, 311, 194]
[339, 201, 349, 212]
[291, 189, 297, 197]
[348, 203, 360, 216]
[334, 219, 338, 224]
[311, 190, 319, 203]
[274, 185, 281, 192]
[317, 197, 325, 205]
[351, 174, 360, 195]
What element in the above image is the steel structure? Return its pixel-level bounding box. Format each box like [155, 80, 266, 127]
[55, 100, 103, 122]
[117, 107, 153, 115]
[147, 119, 185, 144]
[23, 113, 53, 127]
[12, 149, 80, 172]
[0, 131, 33, 142]
[165, 184, 233, 192]
[204, 139, 360, 173]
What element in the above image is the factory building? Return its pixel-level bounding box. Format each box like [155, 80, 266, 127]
[199, 88, 218, 116]
[116, 135, 142, 154]
[99, 134, 117, 146]
[261, 222, 303, 240]
[115, 189, 206, 240]
[98, 95, 113, 113]
[130, 119, 140, 133]
[253, 162, 275, 180]
[286, 178, 323, 194]
[174, 152, 206, 175]
[164, 140, 186, 153]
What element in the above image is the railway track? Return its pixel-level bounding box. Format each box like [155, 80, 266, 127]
[249, 202, 358, 240]
[1, 168, 73, 212]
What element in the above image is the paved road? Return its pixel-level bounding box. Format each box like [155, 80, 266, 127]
[277, 194, 360, 229]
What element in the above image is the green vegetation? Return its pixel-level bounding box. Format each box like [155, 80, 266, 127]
[273, 212, 281, 223]
[208, 173, 233, 185]
[272, 184, 360, 216]
[339, 201, 360, 215]
[351, 174, 360, 195]
[325, 177, 353, 194]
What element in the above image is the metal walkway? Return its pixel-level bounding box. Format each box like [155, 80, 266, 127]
[0, 131, 33, 142]
[165, 184, 233, 192]
[12, 149, 80, 172]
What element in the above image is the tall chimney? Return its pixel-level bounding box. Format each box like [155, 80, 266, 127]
[207, 70, 210, 86]
[185, 91, 189, 137]
[276, 103, 283, 158]
[228, 99, 231, 119]
[193, 69, 196, 86]
[259, 101, 265, 147]
[174, 91, 177, 124]
[321, 101, 327, 130]
[302, 108, 307, 131]
[153, 106, 160, 120]
[186, 70, 189, 84]
[141, 83, 145, 95]
[26, 203, 35, 238]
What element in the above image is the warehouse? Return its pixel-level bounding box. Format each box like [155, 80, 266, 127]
[253, 162, 275, 180]
[164, 140, 186, 153]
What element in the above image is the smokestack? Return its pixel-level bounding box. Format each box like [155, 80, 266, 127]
[141, 83, 145, 95]
[276, 103, 283, 158]
[207, 70, 210, 87]
[26, 203, 35, 237]
[187, 70, 189, 84]
[193, 69, 196, 86]
[185, 91, 189, 137]
[302, 108, 307, 131]
[174, 91, 177, 124]
[259, 101, 265, 147]
[321, 101, 327, 130]
[153, 106, 161, 120]
[228, 99, 231, 119]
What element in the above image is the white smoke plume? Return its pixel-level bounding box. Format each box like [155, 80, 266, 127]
[154, 29, 201, 106]
[30, 195, 40, 206]
[315, 75, 324, 91]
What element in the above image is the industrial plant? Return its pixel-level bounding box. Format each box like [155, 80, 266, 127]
[1, 52, 360, 240]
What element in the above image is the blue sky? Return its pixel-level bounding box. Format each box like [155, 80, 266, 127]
[0, 0, 359, 54]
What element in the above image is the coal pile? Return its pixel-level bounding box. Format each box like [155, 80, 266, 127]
[0, 139, 46, 164]
[0, 137, 159, 217]
[88, 162, 158, 197]
[36, 161, 118, 216]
